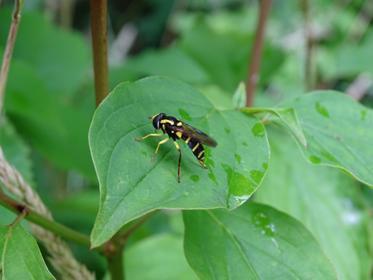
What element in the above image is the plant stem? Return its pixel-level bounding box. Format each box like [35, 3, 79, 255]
[90, 0, 109, 106]
[9, 206, 27, 227]
[0, 0, 23, 114]
[103, 212, 155, 280]
[246, 0, 272, 107]
[300, 0, 314, 90]
[107, 251, 124, 280]
[0, 189, 91, 247]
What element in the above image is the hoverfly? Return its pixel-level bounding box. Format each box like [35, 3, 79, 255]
[136, 113, 217, 182]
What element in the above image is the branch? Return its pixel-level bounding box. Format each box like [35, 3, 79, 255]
[300, 0, 314, 90]
[0, 189, 90, 247]
[347, 74, 373, 101]
[246, 0, 272, 107]
[0, 0, 23, 114]
[90, 0, 109, 106]
[103, 212, 155, 280]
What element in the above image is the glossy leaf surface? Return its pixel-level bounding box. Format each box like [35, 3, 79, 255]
[183, 203, 336, 280]
[89, 77, 270, 246]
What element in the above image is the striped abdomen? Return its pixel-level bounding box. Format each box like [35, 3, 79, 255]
[182, 135, 205, 165]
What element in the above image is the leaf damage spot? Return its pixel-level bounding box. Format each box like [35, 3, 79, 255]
[315, 102, 329, 118]
[251, 123, 265, 137]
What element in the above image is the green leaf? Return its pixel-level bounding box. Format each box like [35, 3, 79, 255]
[89, 76, 270, 247]
[0, 224, 55, 279]
[125, 234, 197, 280]
[0, 8, 91, 95]
[290, 91, 373, 187]
[242, 107, 307, 148]
[5, 61, 94, 180]
[256, 129, 372, 280]
[183, 203, 337, 280]
[0, 119, 33, 184]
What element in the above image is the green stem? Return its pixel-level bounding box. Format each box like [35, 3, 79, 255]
[0, 189, 91, 247]
[107, 251, 124, 280]
[90, 0, 109, 106]
[0, 0, 23, 114]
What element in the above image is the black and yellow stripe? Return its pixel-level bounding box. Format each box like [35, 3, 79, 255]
[139, 112, 216, 182]
[179, 134, 205, 166]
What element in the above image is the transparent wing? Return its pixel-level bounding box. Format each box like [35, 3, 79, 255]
[179, 123, 217, 147]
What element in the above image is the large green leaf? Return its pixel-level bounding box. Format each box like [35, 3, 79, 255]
[255, 129, 372, 280]
[183, 203, 337, 280]
[89, 77, 270, 247]
[0, 8, 90, 95]
[0, 224, 55, 279]
[5, 61, 94, 179]
[290, 91, 373, 187]
[125, 234, 197, 280]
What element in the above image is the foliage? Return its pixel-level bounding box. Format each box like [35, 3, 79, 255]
[0, 223, 55, 279]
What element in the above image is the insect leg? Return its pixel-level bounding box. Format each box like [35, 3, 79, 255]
[136, 133, 163, 141]
[155, 137, 169, 154]
[174, 142, 182, 183]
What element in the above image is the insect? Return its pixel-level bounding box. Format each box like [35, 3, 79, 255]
[136, 113, 217, 183]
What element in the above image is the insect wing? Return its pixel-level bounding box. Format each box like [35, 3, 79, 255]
[180, 123, 217, 147]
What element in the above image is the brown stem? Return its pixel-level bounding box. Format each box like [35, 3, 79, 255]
[0, 0, 23, 114]
[246, 0, 272, 107]
[301, 0, 314, 91]
[8, 206, 27, 227]
[103, 212, 155, 280]
[90, 0, 109, 106]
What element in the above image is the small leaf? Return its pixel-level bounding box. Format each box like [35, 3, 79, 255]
[256, 128, 372, 280]
[183, 203, 337, 280]
[0, 224, 55, 279]
[232, 82, 246, 109]
[89, 77, 270, 247]
[242, 107, 307, 147]
[125, 234, 197, 279]
[290, 91, 373, 187]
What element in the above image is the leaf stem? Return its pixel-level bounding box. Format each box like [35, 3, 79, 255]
[8, 206, 27, 227]
[246, 0, 272, 107]
[107, 251, 124, 280]
[90, 0, 109, 106]
[0, 188, 91, 247]
[0, 0, 23, 114]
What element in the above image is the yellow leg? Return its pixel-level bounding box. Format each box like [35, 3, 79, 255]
[136, 133, 163, 141]
[174, 142, 182, 183]
[155, 138, 169, 154]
